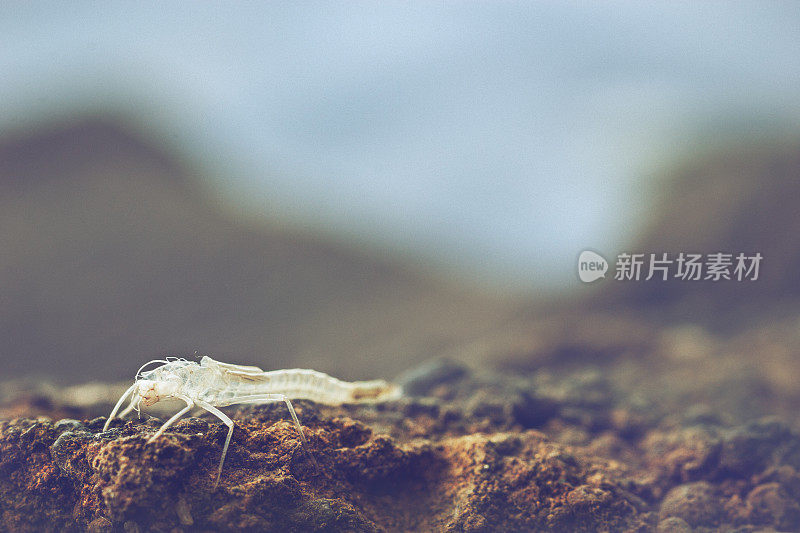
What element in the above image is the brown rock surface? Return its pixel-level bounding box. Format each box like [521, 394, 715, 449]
[4, 313, 800, 532]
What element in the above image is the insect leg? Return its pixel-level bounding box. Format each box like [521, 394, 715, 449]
[103, 383, 138, 431]
[194, 400, 234, 489]
[148, 397, 195, 442]
[282, 397, 310, 448]
[224, 394, 317, 469]
[276, 395, 319, 471]
[118, 393, 139, 419]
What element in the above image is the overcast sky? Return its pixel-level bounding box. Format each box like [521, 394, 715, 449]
[2, 2, 800, 290]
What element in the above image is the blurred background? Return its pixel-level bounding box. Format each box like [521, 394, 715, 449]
[1, 2, 800, 383]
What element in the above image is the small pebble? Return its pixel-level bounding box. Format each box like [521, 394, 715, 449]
[746, 482, 800, 530]
[402, 398, 440, 417]
[54, 419, 85, 433]
[87, 517, 113, 533]
[512, 391, 558, 428]
[466, 394, 508, 424]
[396, 358, 468, 396]
[94, 427, 123, 441]
[86, 417, 109, 431]
[656, 516, 692, 533]
[660, 481, 721, 527]
[175, 497, 194, 526]
[291, 498, 371, 530]
[720, 418, 795, 476]
[50, 431, 92, 475]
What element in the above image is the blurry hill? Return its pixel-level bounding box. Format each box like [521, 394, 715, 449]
[0, 118, 512, 383]
[591, 140, 800, 329]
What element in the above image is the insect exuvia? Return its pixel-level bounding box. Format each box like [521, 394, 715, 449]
[103, 356, 402, 487]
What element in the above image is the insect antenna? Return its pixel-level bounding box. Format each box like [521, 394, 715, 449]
[135, 359, 169, 379]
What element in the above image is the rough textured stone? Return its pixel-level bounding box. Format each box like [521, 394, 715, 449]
[659, 482, 722, 527]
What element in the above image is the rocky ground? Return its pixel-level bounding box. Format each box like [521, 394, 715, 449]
[3, 121, 800, 532]
[3, 311, 800, 532]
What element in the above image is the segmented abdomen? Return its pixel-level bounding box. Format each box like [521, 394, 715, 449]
[223, 369, 402, 405]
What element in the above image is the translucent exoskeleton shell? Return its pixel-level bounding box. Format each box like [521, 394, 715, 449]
[103, 356, 402, 487]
